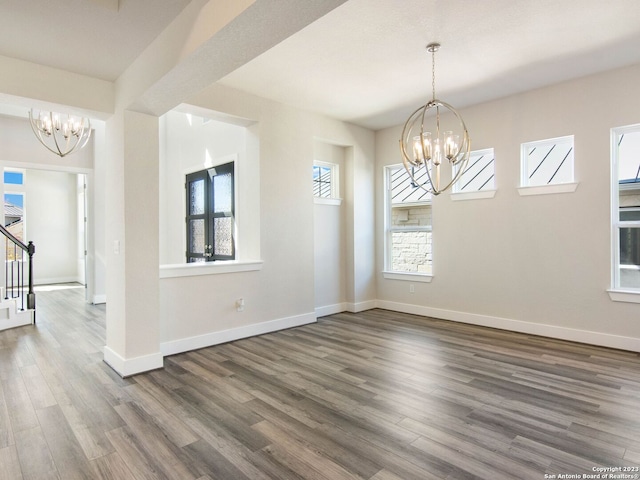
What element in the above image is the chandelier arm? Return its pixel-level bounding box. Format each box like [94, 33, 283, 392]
[400, 104, 427, 166]
[74, 121, 92, 151]
[418, 103, 429, 162]
[406, 123, 437, 194]
[49, 112, 68, 157]
[400, 116, 432, 193]
[28, 109, 92, 157]
[423, 163, 438, 194]
[63, 121, 91, 157]
[29, 111, 64, 157]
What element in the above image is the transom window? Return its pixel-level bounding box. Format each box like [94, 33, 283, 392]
[453, 148, 495, 193]
[521, 136, 574, 187]
[385, 165, 432, 275]
[611, 125, 640, 291]
[185, 162, 235, 263]
[313, 161, 339, 199]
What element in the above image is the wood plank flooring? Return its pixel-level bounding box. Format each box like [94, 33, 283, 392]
[1, 285, 640, 479]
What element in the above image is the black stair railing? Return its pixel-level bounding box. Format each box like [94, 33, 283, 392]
[0, 224, 35, 320]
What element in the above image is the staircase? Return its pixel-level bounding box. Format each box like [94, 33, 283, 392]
[0, 224, 35, 331]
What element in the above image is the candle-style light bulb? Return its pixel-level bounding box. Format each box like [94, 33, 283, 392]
[444, 131, 459, 161]
[413, 132, 433, 165]
[412, 136, 422, 165]
[432, 138, 442, 166]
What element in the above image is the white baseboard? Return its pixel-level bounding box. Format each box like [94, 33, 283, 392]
[347, 300, 377, 313]
[160, 311, 317, 357]
[376, 300, 640, 353]
[315, 302, 348, 318]
[103, 346, 163, 377]
[34, 276, 80, 286]
[92, 294, 106, 304]
[316, 300, 378, 317]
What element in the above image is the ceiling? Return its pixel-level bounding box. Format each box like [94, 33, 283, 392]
[2, 0, 640, 130]
[0, 0, 192, 81]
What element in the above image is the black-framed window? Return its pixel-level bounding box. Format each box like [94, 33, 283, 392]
[185, 162, 235, 263]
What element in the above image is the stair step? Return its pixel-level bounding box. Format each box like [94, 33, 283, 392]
[0, 297, 34, 331]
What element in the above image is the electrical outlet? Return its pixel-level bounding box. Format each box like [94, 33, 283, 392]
[236, 298, 245, 312]
[409, 284, 415, 293]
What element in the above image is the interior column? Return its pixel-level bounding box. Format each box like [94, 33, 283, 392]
[103, 109, 162, 376]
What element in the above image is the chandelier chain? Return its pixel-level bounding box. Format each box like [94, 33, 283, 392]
[431, 47, 436, 101]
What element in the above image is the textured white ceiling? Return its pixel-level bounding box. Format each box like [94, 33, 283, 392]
[1, 0, 640, 130]
[0, 0, 192, 81]
[218, 0, 640, 129]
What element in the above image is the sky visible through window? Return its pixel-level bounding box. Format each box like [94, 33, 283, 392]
[4, 171, 24, 207]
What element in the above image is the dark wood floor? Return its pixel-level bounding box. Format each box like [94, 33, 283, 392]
[1, 285, 640, 479]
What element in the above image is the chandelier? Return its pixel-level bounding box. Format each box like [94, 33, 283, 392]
[399, 43, 470, 195]
[28, 109, 92, 157]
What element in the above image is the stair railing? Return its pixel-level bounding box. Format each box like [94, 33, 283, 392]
[0, 224, 35, 318]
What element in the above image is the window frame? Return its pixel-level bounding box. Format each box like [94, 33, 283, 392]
[313, 161, 340, 205]
[185, 161, 235, 263]
[3, 167, 27, 242]
[519, 135, 578, 196]
[610, 124, 640, 301]
[383, 164, 433, 281]
[451, 148, 497, 201]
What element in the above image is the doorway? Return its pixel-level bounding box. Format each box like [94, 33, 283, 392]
[2, 167, 88, 292]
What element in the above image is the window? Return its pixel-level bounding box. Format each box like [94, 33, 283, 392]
[313, 161, 339, 200]
[185, 162, 235, 263]
[4, 168, 25, 245]
[612, 125, 640, 292]
[4, 170, 24, 185]
[453, 148, 495, 197]
[385, 165, 432, 276]
[521, 136, 574, 187]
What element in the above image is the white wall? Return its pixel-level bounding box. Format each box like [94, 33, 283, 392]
[158, 84, 376, 354]
[24, 170, 79, 284]
[376, 63, 640, 351]
[314, 141, 347, 315]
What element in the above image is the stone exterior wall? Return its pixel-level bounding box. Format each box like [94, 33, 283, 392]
[390, 204, 432, 273]
[619, 191, 640, 208]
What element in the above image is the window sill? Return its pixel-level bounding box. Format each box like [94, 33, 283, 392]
[314, 197, 342, 206]
[160, 260, 263, 279]
[607, 289, 640, 304]
[518, 182, 578, 196]
[451, 190, 496, 201]
[383, 271, 433, 283]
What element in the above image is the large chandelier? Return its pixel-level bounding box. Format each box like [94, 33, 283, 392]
[28, 109, 92, 157]
[399, 43, 470, 195]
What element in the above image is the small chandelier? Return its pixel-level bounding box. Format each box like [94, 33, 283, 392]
[28, 109, 92, 157]
[399, 43, 470, 195]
